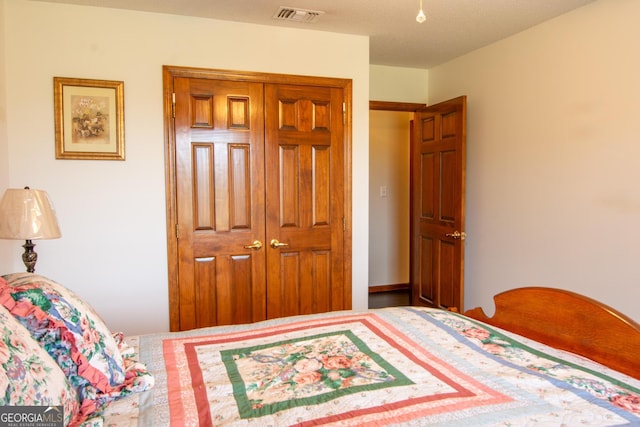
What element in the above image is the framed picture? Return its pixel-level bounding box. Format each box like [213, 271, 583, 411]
[54, 77, 125, 160]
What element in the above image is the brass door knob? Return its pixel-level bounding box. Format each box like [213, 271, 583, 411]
[445, 231, 466, 240]
[270, 239, 289, 249]
[244, 240, 263, 250]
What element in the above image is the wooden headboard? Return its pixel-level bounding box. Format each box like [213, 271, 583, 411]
[464, 287, 640, 380]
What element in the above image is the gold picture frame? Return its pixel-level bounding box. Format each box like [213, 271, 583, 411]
[54, 77, 125, 160]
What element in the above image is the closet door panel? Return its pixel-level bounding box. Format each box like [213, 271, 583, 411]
[173, 77, 266, 330]
[265, 84, 346, 318]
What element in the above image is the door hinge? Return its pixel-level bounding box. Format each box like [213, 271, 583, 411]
[172, 92, 176, 118]
[175, 223, 179, 239]
[342, 102, 346, 125]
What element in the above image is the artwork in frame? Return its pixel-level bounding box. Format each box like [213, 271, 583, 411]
[54, 77, 125, 160]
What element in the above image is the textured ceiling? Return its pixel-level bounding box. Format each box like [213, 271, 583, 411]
[35, 0, 596, 69]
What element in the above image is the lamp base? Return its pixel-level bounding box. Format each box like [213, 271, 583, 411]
[22, 239, 38, 273]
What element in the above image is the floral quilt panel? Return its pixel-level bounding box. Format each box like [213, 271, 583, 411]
[101, 307, 640, 426]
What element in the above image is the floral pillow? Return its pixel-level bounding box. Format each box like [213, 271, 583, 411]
[0, 298, 81, 426]
[0, 273, 153, 422]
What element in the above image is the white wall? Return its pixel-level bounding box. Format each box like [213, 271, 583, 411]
[1, 0, 370, 335]
[429, 0, 640, 321]
[370, 65, 428, 103]
[368, 65, 427, 289]
[368, 110, 412, 287]
[0, 1, 10, 265]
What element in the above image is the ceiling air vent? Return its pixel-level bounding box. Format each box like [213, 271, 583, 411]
[273, 6, 324, 23]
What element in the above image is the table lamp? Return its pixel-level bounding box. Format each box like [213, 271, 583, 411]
[0, 187, 61, 273]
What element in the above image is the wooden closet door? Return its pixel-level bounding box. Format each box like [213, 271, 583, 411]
[264, 84, 347, 318]
[173, 77, 266, 330]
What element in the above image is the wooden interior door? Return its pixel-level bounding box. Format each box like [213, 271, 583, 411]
[411, 96, 466, 311]
[264, 84, 346, 318]
[172, 77, 267, 330]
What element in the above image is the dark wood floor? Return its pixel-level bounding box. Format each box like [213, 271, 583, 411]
[368, 289, 411, 309]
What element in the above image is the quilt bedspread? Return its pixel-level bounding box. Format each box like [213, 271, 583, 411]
[102, 307, 640, 426]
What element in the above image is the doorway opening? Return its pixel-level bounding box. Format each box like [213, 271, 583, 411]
[368, 101, 425, 308]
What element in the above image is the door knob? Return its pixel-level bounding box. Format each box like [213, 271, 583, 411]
[244, 240, 263, 250]
[270, 239, 289, 249]
[445, 231, 466, 240]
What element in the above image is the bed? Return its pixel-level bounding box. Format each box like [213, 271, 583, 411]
[1, 273, 639, 426]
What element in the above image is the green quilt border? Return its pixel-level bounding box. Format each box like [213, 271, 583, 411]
[220, 328, 414, 419]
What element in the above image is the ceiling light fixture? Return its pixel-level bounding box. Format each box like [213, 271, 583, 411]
[416, 0, 426, 23]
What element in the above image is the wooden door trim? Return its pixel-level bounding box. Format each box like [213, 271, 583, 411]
[164, 65, 352, 88]
[369, 100, 426, 112]
[163, 66, 353, 331]
[163, 66, 179, 330]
